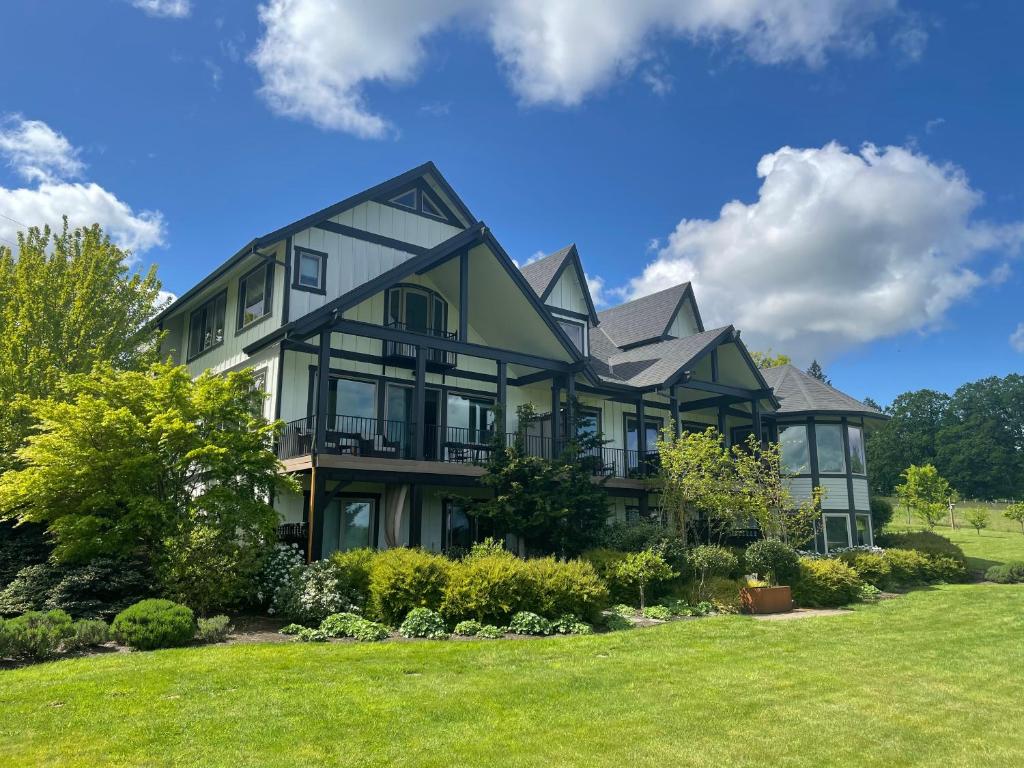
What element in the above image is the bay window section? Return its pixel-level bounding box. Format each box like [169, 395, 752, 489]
[824, 513, 852, 552]
[778, 424, 810, 475]
[848, 424, 866, 475]
[815, 424, 846, 474]
[187, 291, 226, 360]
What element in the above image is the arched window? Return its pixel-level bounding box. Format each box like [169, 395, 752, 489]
[385, 284, 449, 337]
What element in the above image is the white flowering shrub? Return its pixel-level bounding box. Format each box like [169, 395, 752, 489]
[256, 543, 305, 611]
[274, 560, 357, 625]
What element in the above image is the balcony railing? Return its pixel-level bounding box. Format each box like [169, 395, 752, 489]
[382, 321, 457, 368]
[277, 416, 660, 480]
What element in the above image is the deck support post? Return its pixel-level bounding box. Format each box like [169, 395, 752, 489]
[315, 329, 331, 454]
[413, 346, 427, 461]
[409, 484, 422, 547]
[636, 396, 647, 476]
[669, 388, 680, 439]
[565, 375, 576, 443]
[550, 379, 561, 449]
[718, 405, 728, 445]
[459, 250, 469, 341]
[496, 359, 507, 434]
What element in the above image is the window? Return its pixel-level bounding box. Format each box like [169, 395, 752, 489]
[386, 185, 449, 220]
[251, 368, 268, 418]
[824, 513, 852, 552]
[237, 263, 273, 330]
[385, 285, 448, 336]
[322, 498, 376, 555]
[855, 513, 873, 547]
[293, 247, 327, 293]
[556, 317, 586, 353]
[420, 193, 443, 218]
[187, 291, 227, 360]
[848, 424, 866, 474]
[815, 423, 846, 474]
[446, 392, 496, 443]
[326, 377, 376, 434]
[390, 189, 417, 210]
[778, 424, 810, 475]
[577, 409, 601, 438]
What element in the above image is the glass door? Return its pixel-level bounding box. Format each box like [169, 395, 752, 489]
[385, 384, 441, 459]
[322, 498, 375, 556]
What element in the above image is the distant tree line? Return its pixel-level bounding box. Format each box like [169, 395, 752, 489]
[866, 375, 1024, 501]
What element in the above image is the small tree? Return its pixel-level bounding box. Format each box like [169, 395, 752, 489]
[896, 464, 954, 531]
[613, 549, 676, 610]
[657, 427, 745, 545]
[1005, 502, 1024, 535]
[750, 350, 791, 369]
[733, 434, 822, 549]
[686, 544, 738, 601]
[963, 508, 990, 536]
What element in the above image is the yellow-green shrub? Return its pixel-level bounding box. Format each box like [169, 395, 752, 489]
[523, 557, 609, 623]
[838, 551, 892, 590]
[792, 558, 862, 608]
[368, 548, 451, 626]
[440, 548, 532, 625]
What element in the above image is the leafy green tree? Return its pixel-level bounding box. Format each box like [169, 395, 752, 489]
[806, 360, 830, 385]
[474, 402, 610, 557]
[656, 427, 745, 545]
[861, 396, 883, 411]
[0, 363, 295, 613]
[612, 549, 676, 610]
[749, 349, 791, 369]
[963, 508, 990, 536]
[1004, 502, 1024, 535]
[865, 389, 950, 496]
[896, 464, 954, 530]
[0, 222, 165, 474]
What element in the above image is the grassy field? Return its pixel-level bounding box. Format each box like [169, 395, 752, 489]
[2, 584, 1023, 767]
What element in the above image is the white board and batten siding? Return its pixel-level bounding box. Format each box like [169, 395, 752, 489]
[667, 298, 701, 337]
[289, 201, 462, 318]
[544, 265, 590, 315]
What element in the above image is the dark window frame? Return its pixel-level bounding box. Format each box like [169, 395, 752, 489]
[236, 262, 275, 333]
[292, 246, 328, 295]
[187, 289, 228, 363]
[383, 283, 450, 336]
[553, 315, 587, 354]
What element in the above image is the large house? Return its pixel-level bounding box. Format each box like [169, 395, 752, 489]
[154, 163, 884, 560]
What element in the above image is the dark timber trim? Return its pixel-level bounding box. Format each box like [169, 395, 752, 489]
[292, 246, 328, 295]
[314, 220, 429, 257]
[458, 250, 469, 341]
[282, 237, 292, 323]
[538, 245, 600, 325]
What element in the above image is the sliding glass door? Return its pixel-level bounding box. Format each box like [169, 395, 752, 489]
[322, 497, 376, 556]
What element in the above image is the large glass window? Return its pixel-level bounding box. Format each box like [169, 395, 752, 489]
[778, 424, 810, 475]
[815, 424, 847, 474]
[824, 514, 852, 552]
[238, 263, 273, 329]
[848, 425, 866, 475]
[855, 513, 873, 547]
[556, 317, 586, 353]
[626, 416, 662, 454]
[446, 393, 495, 443]
[327, 378, 376, 436]
[322, 498, 375, 555]
[188, 291, 226, 360]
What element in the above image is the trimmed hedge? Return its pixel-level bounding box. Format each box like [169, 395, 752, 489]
[369, 548, 451, 626]
[792, 558, 862, 608]
[112, 599, 195, 651]
[0, 609, 74, 661]
[876, 531, 966, 563]
[985, 561, 1024, 584]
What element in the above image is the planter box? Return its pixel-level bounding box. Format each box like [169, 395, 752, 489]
[741, 585, 793, 615]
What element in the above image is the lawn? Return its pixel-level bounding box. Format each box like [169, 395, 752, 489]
[2, 584, 1023, 767]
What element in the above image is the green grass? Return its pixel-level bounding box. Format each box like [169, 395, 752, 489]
[3, 585, 1023, 767]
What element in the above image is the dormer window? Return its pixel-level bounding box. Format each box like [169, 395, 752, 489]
[555, 316, 586, 354]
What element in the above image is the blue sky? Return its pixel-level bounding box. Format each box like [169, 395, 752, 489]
[1, 0, 1022, 405]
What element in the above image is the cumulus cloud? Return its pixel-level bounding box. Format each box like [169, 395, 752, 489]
[586, 274, 608, 307]
[0, 116, 166, 255]
[619, 142, 1024, 361]
[1011, 323, 1024, 354]
[252, 0, 904, 136]
[128, 0, 191, 18]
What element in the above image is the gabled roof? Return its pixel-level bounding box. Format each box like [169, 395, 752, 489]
[153, 161, 476, 324]
[520, 244, 600, 324]
[591, 326, 734, 388]
[760, 364, 886, 419]
[596, 283, 703, 349]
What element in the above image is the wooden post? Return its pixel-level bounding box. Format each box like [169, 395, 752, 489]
[315, 329, 331, 454]
[458, 250, 469, 341]
[637, 396, 647, 476]
[413, 345, 426, 460]
[550, 379, 561, 450]
[496, 359, 507, 434]
[670, 388, 680, 438]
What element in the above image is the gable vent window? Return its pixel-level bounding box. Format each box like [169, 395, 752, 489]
[385, 185, 451, 222]
[237, 262, 274, 330]
[556, 317, 586, 354]
[390, 189, 417, 210]
[292, 247, 327, 294]
[188, 291, 227, 361]
[420, 193, 443, 219]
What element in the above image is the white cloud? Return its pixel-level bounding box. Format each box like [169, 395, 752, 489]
[0, 116, 166, 255]
[0, 116, 85, 183]
[619, 142, 1024, 361]
[128, 0, 191, 18]
[1011, 323, 1024, 354]
[586, 273, 608, 307]
[156, 289, 178, 308]
[251, 0, 904, 136]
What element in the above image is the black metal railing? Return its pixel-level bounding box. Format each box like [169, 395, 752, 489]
[382, 322, 458, 368]
[277, 416, 660, 480]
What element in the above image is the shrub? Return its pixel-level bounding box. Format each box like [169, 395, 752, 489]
[0, 521, 49, 590]
[702, 577, 743, 613]
[327, 548, 376, 613]
[686, 545, 738, 601]
[523, 557, 609, 623]
[551, 614, 593, 635]
[507, 611, 554, 636]
[744, 540, 800, 586]
[320, 612, 388, 642]
[112, 599, 195, 651]
[296, 627, 328, 642]
[877, 531, 966, 563]
[691, 601, 714, 617]
[792, 558, 862, 608]
[369, 549, 450, 626]
[0, 558, 151, 619]
[279, 623, 305, 635]
[927, 554, 968, 583]
[610, 603, 635, 617]
[398, 607, 448, 639]
[870, 497, 894, 533]
[985, 561, 1024, 583]
[581, 548, 632, 603]
[453, 619, 483, 636]
[65, 618, 111, 651]
[272, 560, 354, 626]
[838, 551, 892, 590]
[601, 613, 633, 631]
[858, 584, 883, 602]
[656, 598, 692, 616]
[196, 615, 232, 644]
[642, 605, 672, 621]
[475, 624, 505, 639]
[0, 609, 74, 660]
[881, 548, 934, 588]
[256, 543, 305, 609]
[613, 549, 677, 609]
[439, 547, 531, 625]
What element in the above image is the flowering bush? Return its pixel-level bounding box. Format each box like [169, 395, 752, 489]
[273, 560, 356, 626]
[256, 543, 305, 612]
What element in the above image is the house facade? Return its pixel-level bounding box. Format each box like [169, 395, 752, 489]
[154, 163, 884, 560]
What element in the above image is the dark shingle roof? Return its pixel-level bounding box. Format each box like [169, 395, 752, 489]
[760, 364, 884, 418]
[596, 283, 692, 349]
[519, 245, 574, 298]
[588, 325, 732, 387]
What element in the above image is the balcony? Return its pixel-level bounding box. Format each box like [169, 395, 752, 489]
[277, 415, 659, 480]
[381, 321, 457, 370]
